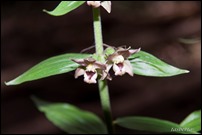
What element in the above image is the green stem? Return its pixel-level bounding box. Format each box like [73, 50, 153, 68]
[98, 80, 114, 134]
[93, 7, 104, 62]
[93, 8, 114, 134]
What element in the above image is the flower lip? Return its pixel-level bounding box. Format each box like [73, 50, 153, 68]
[113, 62, 125, 76]
[116, 63, 124, 69]
[85, 71, 96, 80]
[84, 71, 98, 84]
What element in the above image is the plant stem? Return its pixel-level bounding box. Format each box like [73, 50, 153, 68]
[98, 80, 114, 134]
[93, 8, 104, 62]
[93, 8, 114, 134]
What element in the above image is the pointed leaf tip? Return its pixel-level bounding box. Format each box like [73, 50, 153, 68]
[43, 1, 85, 16]
[129, 51, 190, 77]
[4, 81, 9, 86]
[4, 80, 17, 86]
[5, 53, 91, 86]
[43, 9, 48, 13]
[184, 70, 190, 73]
[180, 110, 201, 132]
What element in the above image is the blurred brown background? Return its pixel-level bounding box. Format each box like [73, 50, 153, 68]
[1, 1, 201, 134]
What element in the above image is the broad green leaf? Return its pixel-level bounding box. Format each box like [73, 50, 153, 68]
[114, 116, 198, 134]
[180, 110, 201, 132]
[31, 96, 107, 134]
[5, 53, 91, 85]
[129, 51, 189, 77]
[43, 1, 85, 16]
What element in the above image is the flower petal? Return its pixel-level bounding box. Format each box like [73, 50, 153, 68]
[117, 50, 131, 59]
[72, 59, 86, 66]
[117, 47, 141, 59]
[94, 61, 107, 70]
[87, 1, 101, 8]
[107, 53, 119, 62]
[74, 68, 85, 78]
[100, 70, 112, 81]
[84, 58, 96, 65]
[106, 64, 112, 72]
[101, 1, 111, 13]
[129, 48, 141, 55]
[124, 60, 133, 76]
[112, 55, 125, 64]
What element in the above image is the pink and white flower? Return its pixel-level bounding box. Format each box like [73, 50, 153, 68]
[106, 47, 140, 76]
[72, 58, 110, 84]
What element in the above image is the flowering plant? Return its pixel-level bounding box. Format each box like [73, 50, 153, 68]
[5, 1, 200, 134]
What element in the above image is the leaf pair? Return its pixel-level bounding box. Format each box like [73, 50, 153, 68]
[5, 51, 189, 85]
[115, 111, 201, 134]
[32, 97, 201, 134]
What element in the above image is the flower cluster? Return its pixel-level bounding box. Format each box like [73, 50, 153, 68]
[72, 47, 140, 84]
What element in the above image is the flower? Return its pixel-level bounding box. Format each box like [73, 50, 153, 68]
[106, 47, 141, 76]
[87, 1, 111, 13]
[87, 1, 101, 8]
[72, 58, 111, 84]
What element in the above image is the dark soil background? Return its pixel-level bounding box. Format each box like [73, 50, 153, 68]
[1, 1, 201, 134]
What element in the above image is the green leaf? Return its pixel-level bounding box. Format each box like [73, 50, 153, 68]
[180, 110, 201, 132]
[129, 51, 189, 77]
[43, 1, 85, 16]
[5, 53, 91, 85]
[31, 96, 107, 134]
[114, 116, 198, 134]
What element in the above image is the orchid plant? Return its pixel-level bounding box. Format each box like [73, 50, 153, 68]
[5, 1, 201, 134]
